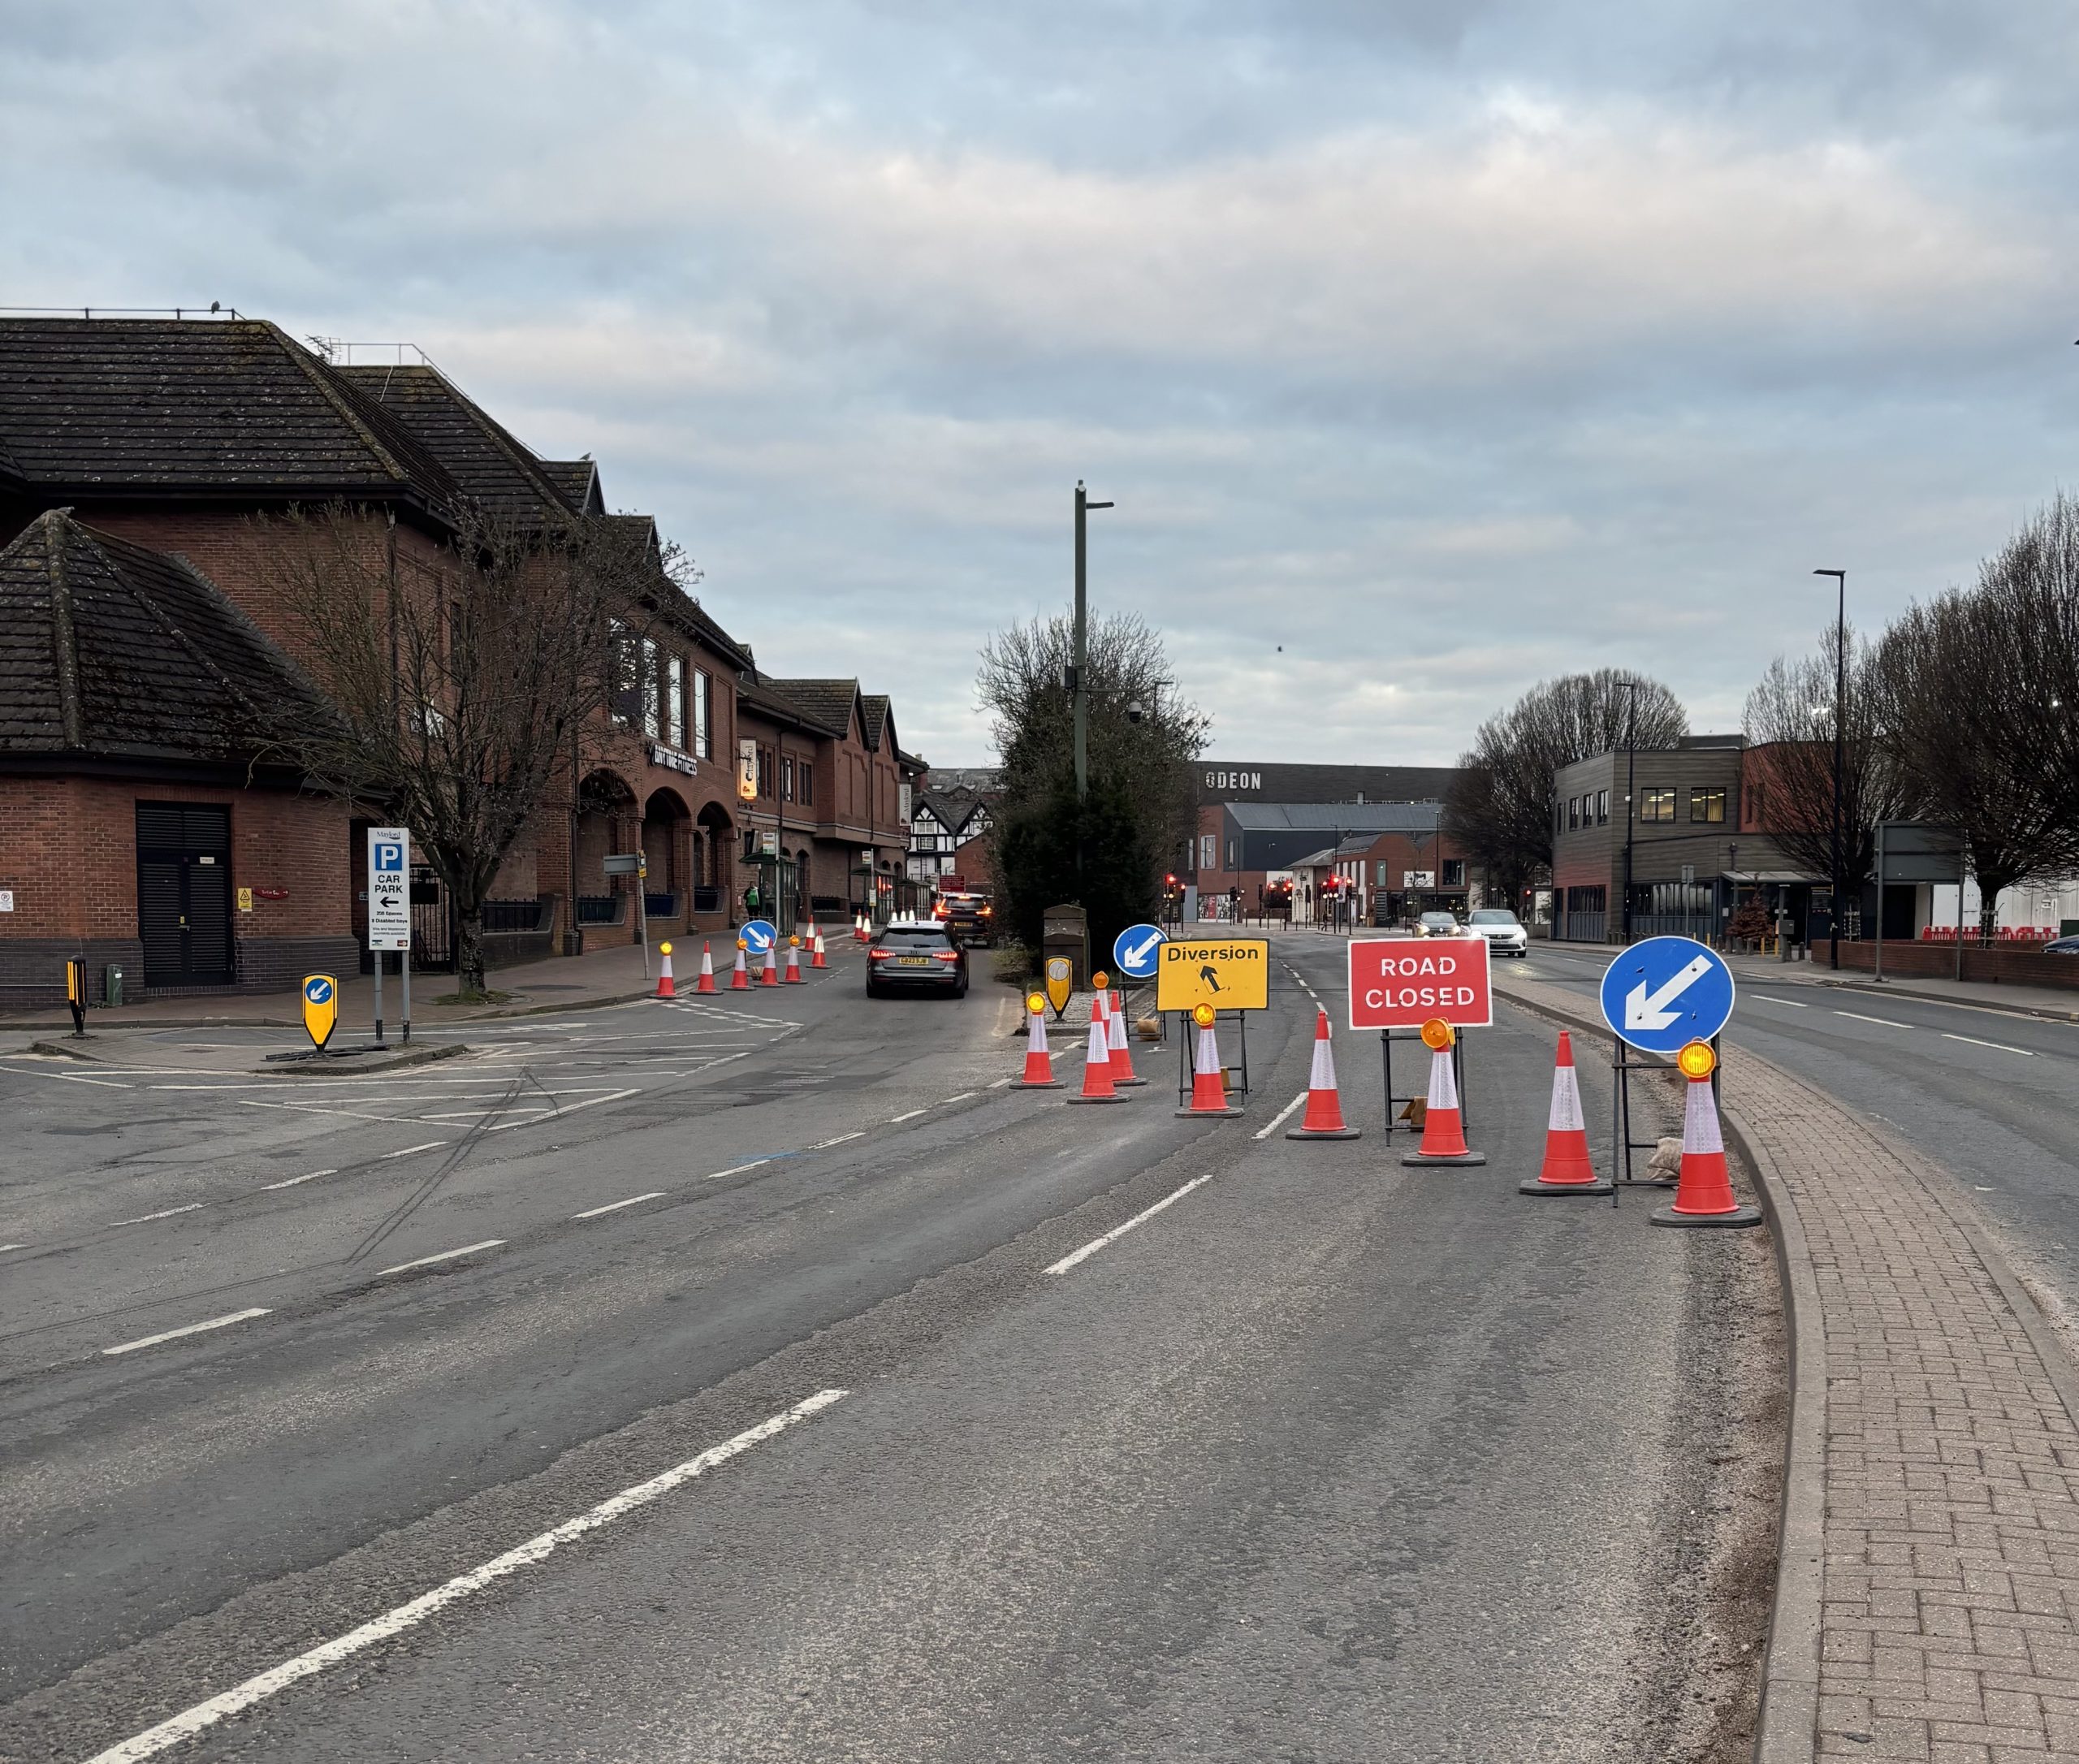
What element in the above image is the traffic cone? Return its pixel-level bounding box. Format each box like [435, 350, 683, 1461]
[729, 942, 750, 991]
[655, 942, 676, 999]
[784, 940, 804, 984]
[1651, 1061, 1761, 1229]
[1020, 996, 1062, 1088]
[1519, 1031, 1611, 1195]
[1068, 993, 1127, 1105]
[760, 944, 779, 987]
[695, 942, 716, 993]
[1287, 1007, 1360, 1139]
[1176, 1014, 1244, 1118]
[811, 932, 828, 970]
[1402, 1044, 1485, 1166]
[1106, 988, 1144, 1086]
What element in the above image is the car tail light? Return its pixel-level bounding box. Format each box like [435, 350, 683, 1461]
[932, 951, 960, 964]
[868, 947, 892, 961]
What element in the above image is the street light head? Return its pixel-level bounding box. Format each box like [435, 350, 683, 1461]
[1813, 568, 1845, 581]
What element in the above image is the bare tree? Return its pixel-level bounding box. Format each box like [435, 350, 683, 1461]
[1741, 623, 1910, 889]
[253, 501, 681, 996]
[1446, 668, 1687, 902]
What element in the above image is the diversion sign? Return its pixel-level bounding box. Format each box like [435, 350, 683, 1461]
[1155, 937, 1269, 1013]
[1347, 936, 1493, 1031]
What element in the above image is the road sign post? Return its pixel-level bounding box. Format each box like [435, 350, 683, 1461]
[368, 828, 410, 1044]
[1347, 936, 1492, 1137]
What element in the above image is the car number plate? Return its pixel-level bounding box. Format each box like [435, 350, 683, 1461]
[896, 956, 931, 967]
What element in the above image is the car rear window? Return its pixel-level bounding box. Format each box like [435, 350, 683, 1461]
[881, 927, 953, 949]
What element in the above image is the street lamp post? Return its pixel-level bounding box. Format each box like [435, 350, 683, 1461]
[1619, 677, 1640, 944]
[1072, 481, 1113, 809]
[1813, 569, 1847, 971]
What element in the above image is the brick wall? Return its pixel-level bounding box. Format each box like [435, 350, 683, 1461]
[1834, 940, 2079, 991]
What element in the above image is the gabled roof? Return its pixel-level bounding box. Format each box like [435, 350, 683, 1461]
[538, 458, 603, 515]
[0, 509, 325, 763]
[859, 693, 892, 751]
[915, 788, 991, 837]
[603, 513, 750, 669]
[335, 363, 578, 520]
[766, 677, 862, 738]
[0, 318, 460, 512]
[737, 671, 844, 736]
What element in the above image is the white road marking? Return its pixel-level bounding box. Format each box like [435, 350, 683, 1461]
[572, 1191, 668, 1220]
[1942, 1032, 2036, 1057]
[0, 1064, 132, 1087]
[1048, 1174, 1216, 1276]
[114, 1203, 204, 1226]
[938, 1092, 976, 1105]
[702, 1159, 771, 1181]
[103, 1308, 270, 1357]
[988, 1075, 1014, 1087]
[383, 1140, 449, 1159]
[888, 1109, 927, 1122]
[1834, 1010, 1913, 1029]
[262, 1170, 336, 1191]
[484, 1088, 640, 1132]
[374, 1239, 504, 1278]
[1752, 995, 1809, 1009]
[79, 1390, 848, 1764]
[0, 1243, 28, 1253]
[811, 1131, 865, 1148]
[1255, 1092, 1308, 1141]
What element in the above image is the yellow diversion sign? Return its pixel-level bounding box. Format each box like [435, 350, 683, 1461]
[1156, 938, 1269, 1013]
[301, 973, 339, 1052]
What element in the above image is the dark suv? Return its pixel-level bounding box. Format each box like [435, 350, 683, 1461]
[867, 921, 970, 999]
[935, 892, 995, 945]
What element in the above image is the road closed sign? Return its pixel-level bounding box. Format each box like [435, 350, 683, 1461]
[1347, 937, 1493, 1031]
[1156, 937, 1269, 1013]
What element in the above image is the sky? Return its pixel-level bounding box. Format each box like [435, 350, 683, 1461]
[6, 0, 2077, 766]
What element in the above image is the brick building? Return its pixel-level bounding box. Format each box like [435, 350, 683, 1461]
[1190, 800, 1467, 923]
[0, 313, 918, 1002]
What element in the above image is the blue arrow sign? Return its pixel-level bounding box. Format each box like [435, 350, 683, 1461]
[741, 919, 777, 955]
[304, 976, 334, 1005]
[1599, 936, 1735, 1053]
[1113, 923, 1166, 979]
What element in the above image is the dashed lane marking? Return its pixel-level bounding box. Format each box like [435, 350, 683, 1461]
[1254, 1093, 1307, 1141]
[571, 1192, 667, 1220]
[1752, 995, 1809, 1009]
[78, 1390, 849, 1764]
[0, 1243, 28, 1253]
[888, 1109, 927, 1122]
[938, 1092, 976, 1105]
[374, 1239, 504, 1278]
[0, 1065, 132, 1087]
[810, 1131, 865, 1148]
[702, 1159, 772, 1181]
[382, 1140, 449, 1159]
[261, 1170, 336, 1191]
[989, 1075, 1014, 1087]
[1834, 1010, 1913, 1029]
[1942, 1032, 2037, 1057]
[102, 1308, 271, 1358]
[113, 1203, 204, 1227]
[1047, 1174, 1216, 1276]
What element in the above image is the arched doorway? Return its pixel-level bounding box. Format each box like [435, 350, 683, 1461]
[694, 802, 733, 922]
[575, 769, 638, 935]
[643, 788, 691, 927]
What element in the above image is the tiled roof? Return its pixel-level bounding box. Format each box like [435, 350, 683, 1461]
[858, 693, 892, 750]
[606, 513, 750, 668]
[916, 789, 991, 837]
[1223, 802, 1442, 833]
[0, 510, 326, 763]
[0, 318, 460, 510]
[334, 364, 577, 520]
[538, 459, 603, 514]
[766, 677, 860, 737]
[736, 672, 834, 734]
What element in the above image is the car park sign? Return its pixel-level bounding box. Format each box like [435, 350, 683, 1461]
[741, 919, 776, 956]
[366, 827, 409, 952]
[1347, 936, 1493, 1031]
[1598, 936, 1735, 1053]
[1112, 923, 1166, 980]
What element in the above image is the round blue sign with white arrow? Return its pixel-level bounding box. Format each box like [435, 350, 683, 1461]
[1599, 936, 1735, 1053]
[1112, 923, 1167, 980]
[741, 919, 777, 955]
[304, 976, 333, 1005]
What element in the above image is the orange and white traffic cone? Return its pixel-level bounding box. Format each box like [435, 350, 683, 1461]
[1287, 1007, 1360, 1139]
[729, 942, 750, 991]
[760, 944, 779, 987]
[1106, 988, 1144, 1086]
[1519, 1031, 1610, 1195]
[811, 932, 828, 970]
[1020, 991, 1062, 1088]
[784, 940, 804, 984]
[1175, 1008, 1243, 1118]
[1651, 1043, 1761, 1228]
[1402, 1023, 1485, 1166]
[655, 941, 676, 999]
[1068, 992, 1127, 1105]
[695, 942, 717, 994]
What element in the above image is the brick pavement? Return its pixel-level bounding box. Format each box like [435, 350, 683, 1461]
[1499, 969, 2079, 1762]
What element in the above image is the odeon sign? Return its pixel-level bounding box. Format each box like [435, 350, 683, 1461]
[1203, 768, 1264, 791]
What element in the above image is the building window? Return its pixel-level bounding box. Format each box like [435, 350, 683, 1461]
[800, 763, 814, 807]
[693, 670, 711, 759]
[1377, 861, 1389, 886]
[782, 755, 795, 803]
[640, 638, 660, 738]
[1442, 858, 1465, 886]
[1597, 789, 1609, 824]
[1568, 797, 1580, 831]
[1199, 832, 1217, 869]
[1225, 839, 1238, 869]
[1690, 788, 1726, 824]
[664, 655, 685, 748]
[756, 746, 774, 799]
[610, 619, 642, 724]
[1641, 788, 1676, 823]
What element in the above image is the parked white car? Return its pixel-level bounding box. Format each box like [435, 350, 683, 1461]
[1464, 908, 1529, 957]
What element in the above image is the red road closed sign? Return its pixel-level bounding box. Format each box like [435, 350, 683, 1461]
[1347, 936, 1493, 1031]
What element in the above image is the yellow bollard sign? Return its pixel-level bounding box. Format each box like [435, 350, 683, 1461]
[1044, 956, 1074, 1018]
[1156, 938, 1269, 1013]
[301, 974, 339, 1052]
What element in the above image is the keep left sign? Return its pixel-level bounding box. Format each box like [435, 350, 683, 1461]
[1348, 936, 1493, 1031]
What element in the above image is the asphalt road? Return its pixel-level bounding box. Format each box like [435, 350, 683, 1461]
[1515, 942, 2079, 1317]
[1, 935, 1778, 1762]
